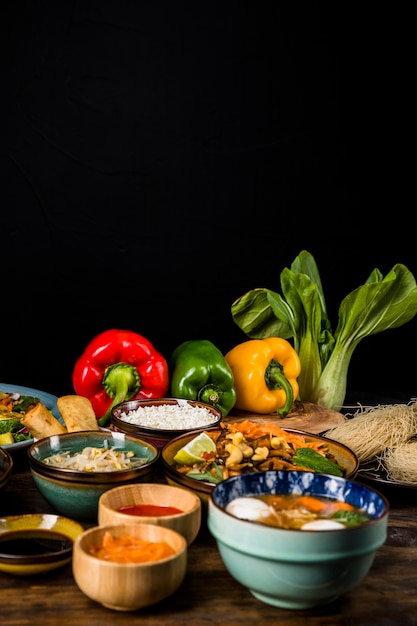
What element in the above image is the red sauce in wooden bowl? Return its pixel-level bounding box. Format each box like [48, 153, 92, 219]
[118, 504, 183, 517]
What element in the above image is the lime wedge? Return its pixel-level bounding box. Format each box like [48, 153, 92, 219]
[173, 432, 216, 465]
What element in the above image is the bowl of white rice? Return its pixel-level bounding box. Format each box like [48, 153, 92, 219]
[111, 398, 222, 448]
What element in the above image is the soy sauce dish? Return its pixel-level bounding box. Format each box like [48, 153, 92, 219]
[0, 513, 84, 575]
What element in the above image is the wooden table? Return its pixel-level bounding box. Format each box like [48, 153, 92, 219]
[2, 445, 417, 626]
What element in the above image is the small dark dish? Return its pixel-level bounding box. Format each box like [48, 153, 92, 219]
[0, 513, 84, 575]
[28, 431, 160, 521]
[111, 397, 222, 448]
[0, 447, 13, 492]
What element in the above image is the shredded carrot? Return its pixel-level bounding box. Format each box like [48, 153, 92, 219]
[328, 501, 355, 512]
[292, 495, 355, 514]
[228, 420, 325, 453]
[295, 495, 330, 512]
[0, 398, 13, 411]
[89, 531, 175, 563]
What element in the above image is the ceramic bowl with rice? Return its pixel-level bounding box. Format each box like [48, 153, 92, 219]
[111, 398, 222, 448]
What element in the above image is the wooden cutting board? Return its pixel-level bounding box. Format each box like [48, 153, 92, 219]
[225, 401, 346, 434]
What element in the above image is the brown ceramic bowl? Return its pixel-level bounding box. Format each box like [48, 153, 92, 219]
[72, 523, 187, 611]
[162, 427, 359, 508]
[98, 483, 201, 545]
[111, 397, 222, 448]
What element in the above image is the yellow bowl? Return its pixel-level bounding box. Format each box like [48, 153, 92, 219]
[98, 483, 201, 545]
[0, 513, 84, 575]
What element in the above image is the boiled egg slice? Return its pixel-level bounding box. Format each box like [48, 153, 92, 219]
[301, 519, 346, 531]
[225, 497, 272, 522]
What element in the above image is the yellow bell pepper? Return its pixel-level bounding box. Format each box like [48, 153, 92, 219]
[225, 337, 301, 415]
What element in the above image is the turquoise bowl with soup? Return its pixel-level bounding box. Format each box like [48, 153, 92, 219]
[27, 431, 160, 522]
[208, 470, 389, 609]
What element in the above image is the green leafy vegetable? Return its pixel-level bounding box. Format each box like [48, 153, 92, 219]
[187, 463, 223, 484]
[13, 396, 40, 412]
[331, 509, 370, 526]
[231, 250, 417, 410]
[0, 419, 22, 434]
[292, 447, 343, 476]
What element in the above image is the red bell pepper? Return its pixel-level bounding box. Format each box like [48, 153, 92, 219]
[72, 329, 169, 426]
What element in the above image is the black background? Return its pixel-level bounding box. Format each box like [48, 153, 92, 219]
[2, 2, 415, 403]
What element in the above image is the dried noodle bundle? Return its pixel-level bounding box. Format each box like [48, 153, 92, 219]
[324, 401, 417, 463]
[382, 442, 417, 484]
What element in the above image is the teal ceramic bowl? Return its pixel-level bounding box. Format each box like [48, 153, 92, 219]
[208, 470, 389, 609]
[28, 431, 160, 522]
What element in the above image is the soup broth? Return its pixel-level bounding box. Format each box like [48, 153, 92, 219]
[225, 494, 371, 530]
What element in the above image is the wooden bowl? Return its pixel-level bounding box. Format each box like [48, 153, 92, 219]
[98, 483, 201, 545]
[72, 523, 187, 611]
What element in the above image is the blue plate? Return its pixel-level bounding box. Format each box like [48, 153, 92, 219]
[0, 383, 63, 452]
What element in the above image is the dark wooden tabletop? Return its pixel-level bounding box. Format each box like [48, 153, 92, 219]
[2, 447, 417, 626]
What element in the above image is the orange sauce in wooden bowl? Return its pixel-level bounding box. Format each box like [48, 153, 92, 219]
[88, 531, 175, 563]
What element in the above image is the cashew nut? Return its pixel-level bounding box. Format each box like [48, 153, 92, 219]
[226, 431, 254, 458]
[225, 442, 244, 467]
[270, 436, 291, 450]
[251, 446, 269, 462]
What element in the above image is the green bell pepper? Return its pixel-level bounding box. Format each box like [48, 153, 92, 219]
[169, 339, 237, 417]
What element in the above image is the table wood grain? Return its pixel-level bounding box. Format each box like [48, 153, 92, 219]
[2, 449, 417, 626]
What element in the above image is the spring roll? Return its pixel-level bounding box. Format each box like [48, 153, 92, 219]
[20, 402, 67, 439]
[57, 395, 99, 432]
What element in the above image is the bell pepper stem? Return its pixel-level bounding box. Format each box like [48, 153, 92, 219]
[265, 359, 294, 415]
[97, 362, 141, 427]
[198, 385, 221, 406]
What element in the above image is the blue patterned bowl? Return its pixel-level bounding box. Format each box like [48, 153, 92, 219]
[208, 470, 389, 609]
[28, 431, 160, 522]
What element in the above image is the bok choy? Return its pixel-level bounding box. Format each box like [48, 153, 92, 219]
[231, 250, 417, 411]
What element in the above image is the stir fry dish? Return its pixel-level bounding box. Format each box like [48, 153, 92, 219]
[0, 391, 41, 444]
[172, 420, 345, 484]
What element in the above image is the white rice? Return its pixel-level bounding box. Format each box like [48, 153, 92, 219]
[118, 401, 219, 431]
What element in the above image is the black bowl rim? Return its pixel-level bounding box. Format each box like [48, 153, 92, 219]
[27, 430, 160, 483]
[0, 447, 13, 487]
[111, 397, 222, 435]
